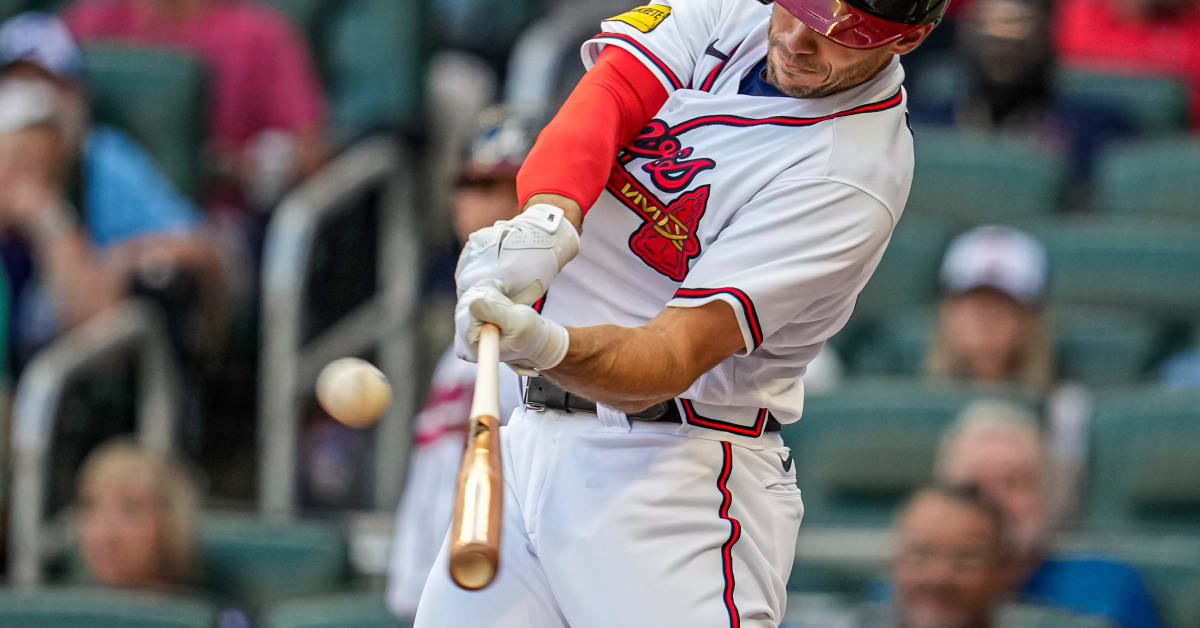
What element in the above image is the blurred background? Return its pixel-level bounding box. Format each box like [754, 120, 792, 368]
[0, 0, 1194, 626]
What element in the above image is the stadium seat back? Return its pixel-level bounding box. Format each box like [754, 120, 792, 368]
[321, 0, 424, 142]
[863, 305, 1159, 385]
[264, 592, 412, 628]
[199, 514, 348, 611]
[1057, 69, 1190, 135]
[82, 43, 205, 198]
[907, 128, 1067, 224]
[1094, 138, 1200, 219]
[0, 587, 216, 628]
[783, 379, 1030, 526]
[998, 602, 1118, 628]
[853, 213, 955, 322]
[1028, 217, 1200, 320]
[259, 0, 329, 38]
[1087, 387, 1200, 531]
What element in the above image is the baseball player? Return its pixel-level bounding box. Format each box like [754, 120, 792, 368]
[386, 108, 534, 615]
[418, 0, 946, 625]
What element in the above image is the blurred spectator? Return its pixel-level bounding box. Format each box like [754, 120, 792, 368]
[0, 12, 228, 365]
[917, 0, 1134, 186]
[77, 438, 199, 589]
[386, 107, 534, 617]
[1160, 343, 1200, 388]
[856, 485, 1013, 628]
[64, 0, 330, 212]
[927, 225, 1053, 392]
[1055, 0, 1200, 127]
[937, 401, 1164, 628]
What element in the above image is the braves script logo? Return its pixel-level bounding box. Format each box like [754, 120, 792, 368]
[607, 119, 714, 280]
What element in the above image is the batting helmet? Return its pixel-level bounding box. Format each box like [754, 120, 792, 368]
[457, 106, 540, 185]
[772, 0, 950, 49]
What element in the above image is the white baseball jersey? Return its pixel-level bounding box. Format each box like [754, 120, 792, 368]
[416, 1, 916, 625]
[535, 0, 913, 437]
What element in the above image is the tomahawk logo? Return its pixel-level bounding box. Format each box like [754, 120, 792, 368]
[607, 119, 713, 281]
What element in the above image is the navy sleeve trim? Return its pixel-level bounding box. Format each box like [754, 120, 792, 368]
[592, 32, 686, 90]
[674, 287, 763, 349]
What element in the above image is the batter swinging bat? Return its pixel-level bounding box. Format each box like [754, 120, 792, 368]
[449, 323, 504, 590]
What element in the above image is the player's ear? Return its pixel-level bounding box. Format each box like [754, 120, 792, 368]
[889, 24, 935, 55]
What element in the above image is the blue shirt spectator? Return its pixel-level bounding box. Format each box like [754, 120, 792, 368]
[81, 124, 201, 248]
[1019, 555, 1163, 628]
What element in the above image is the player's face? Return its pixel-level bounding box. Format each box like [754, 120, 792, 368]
[894, 494, 1008, 628]
[453, 177, 521, 241]
[79, 470, 170, 588]
[766, 5, 929, 98]
[943, 430, 1048, 557]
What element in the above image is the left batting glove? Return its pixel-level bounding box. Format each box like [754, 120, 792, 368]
[454, 204, 580, 305]
[455, 279, 570, 372]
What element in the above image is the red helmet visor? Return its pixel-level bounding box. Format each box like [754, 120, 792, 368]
[774, 0, 925, 49]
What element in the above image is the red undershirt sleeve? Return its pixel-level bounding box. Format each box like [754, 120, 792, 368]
[516, 46, 670, 215]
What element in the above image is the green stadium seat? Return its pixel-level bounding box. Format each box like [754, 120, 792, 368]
[1086, 386, 1200, 532]
[783, 378, 1032, 526]
[321, 0, 424, 142]
[998, 602, 1118, 628]
[854, 213, 956, 321]
[907, 128, 1067, 224]
[259, 0, 328, 38]
[1026, 216, 1200, 320]
[0, 0, 26, 21]
[0, 586, 216, 628]
[263, 591, 411, 628]
[199, 514, 347, 611]
[1094, 137, 1200, 219]
[1057, 68, 1189, 135]
[862, 305, 1161, 385]
[81, 43, 206, 198]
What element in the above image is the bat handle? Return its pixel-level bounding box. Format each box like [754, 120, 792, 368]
[449, 322, 504, 590]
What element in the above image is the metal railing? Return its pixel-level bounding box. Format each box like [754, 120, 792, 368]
[9, 299, 183, 585]
[258, 136, 418, 518]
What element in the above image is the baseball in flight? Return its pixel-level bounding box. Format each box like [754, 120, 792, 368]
[315, 357, 393, 428]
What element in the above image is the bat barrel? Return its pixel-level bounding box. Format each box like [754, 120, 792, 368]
[449, 324, 504, 590]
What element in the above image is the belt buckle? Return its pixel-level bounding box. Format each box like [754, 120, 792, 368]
[522, 377, 545, 411]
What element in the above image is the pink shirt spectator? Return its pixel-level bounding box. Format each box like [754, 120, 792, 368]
[65, 0, 327, 155]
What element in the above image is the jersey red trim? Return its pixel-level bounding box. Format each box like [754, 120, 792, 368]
[717, 441, 742, 628]
[673, 287, 763, 350]
[681, 399, 771, 437]
[592, 32, 685, 90]
[670, 89, 905, 135]
[700, 42, 741, 92]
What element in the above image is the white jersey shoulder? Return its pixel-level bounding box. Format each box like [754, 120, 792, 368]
[544, 1, 914, 435]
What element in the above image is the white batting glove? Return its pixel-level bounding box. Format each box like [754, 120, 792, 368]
[455, 279, 570, 372]
[454, 204, 580, 305]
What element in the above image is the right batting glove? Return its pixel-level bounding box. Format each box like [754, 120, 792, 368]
[454, 203, 580, 305]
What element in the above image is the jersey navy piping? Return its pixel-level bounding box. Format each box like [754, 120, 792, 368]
[592, 32, 686, 90]
[679, 398, 772, 437]
[673, 287, 763, 349]
[701, 41, 742, 92]
[717, 441, 743, 628]
[669, 89, 905, 134]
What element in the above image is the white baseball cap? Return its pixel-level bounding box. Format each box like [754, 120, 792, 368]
[0, 12, 84, 82]
[939, 225, 1048, 304]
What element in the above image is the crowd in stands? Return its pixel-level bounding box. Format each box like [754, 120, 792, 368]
[0, 0, 1195, 626]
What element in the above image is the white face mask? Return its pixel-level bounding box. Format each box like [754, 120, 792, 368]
[0, 77, 89, 149]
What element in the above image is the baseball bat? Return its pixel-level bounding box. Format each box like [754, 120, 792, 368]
[448, 323, 504, 590]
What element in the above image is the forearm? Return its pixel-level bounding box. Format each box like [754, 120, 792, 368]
[543, 301, 745, 413]
[28, 213, 123, 326]
[545, 324, 696, 413]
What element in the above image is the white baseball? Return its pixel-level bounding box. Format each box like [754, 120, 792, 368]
[315, 357, 393, 428]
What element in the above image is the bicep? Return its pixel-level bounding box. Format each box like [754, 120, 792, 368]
[650, 300, 746, 380]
